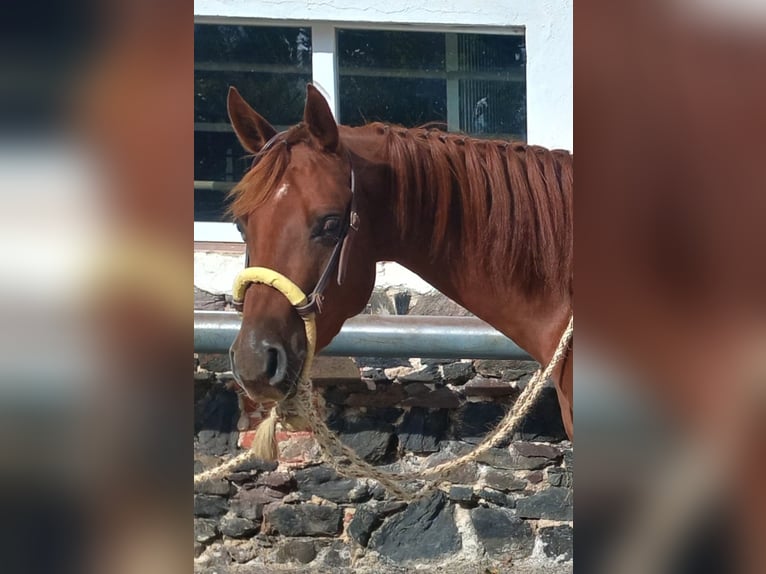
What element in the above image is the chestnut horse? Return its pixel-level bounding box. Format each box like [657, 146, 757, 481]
[226, 85, 574, 439]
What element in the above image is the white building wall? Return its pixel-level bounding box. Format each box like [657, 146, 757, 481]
[193, 1, 572, 295]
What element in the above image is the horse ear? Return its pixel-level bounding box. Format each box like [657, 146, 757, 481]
[303, 84, 339, 152]
[227, 86, 277, 154]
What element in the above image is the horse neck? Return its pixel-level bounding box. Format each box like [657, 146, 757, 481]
[347, 128, 572, 362]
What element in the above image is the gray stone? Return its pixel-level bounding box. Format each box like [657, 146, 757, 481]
[510, 386, 568, 442]
[276, 538, 317, 564]
[347, 506, 379, 546]
[397, 408, 448, 454]
[516, 487, 573, 520]
[194, 478, 233, 496]
[346, 382, 406, 407]
[226, 457, 279, 484]
[229, 500, 263, 522]
[383, 365, 417, 379]
[471, 506, 534, 557]
[419, 357, 459, 366]
[398, 364, 440, 383]
[456, 402, 506, 444]
[484, 469, 527, 492]
[515, 367, 550, 392]
[194, 383, 239, 456]
[540, 524, 573, 561]
[194, 518, 219, 543]
[427, 440, 474, 460]
[475, 359, 538, 378]
[441, 361, 475, 385]
[564, 447, 574, 471]
[219, 515, 258, 538]
[369, 491, 461, 561]
[226, 542, 259, 564]
[475, 447, 549, 471]
[239, 485, 286, 504]
[403, 382, 431, 397]
[513, 442, 562, 461]
[527, 470, 544, 484]
[194, 287, 228, 310]
[448, 485, 476, 504]
[408, 292, 473, 316]
[257, 471, 295, 491]
[547, 467, 572, 488]
[193, 368, 212, 382]
[265, 503, 343, 537]
[463, 376, 517, 397]
[401, 387, 460, 408]
[393, 291, 411, 314]
[422, 446, 480, 483]
[340, 428, 395, 463]
[193, 495, 228, 518]
[233, 458, 278, 473]
[353, 357, 410, 369]
[225, 470, 257, 484]
[195, 429, 238, 457]
[366, 289, 397, 315]
[368, 481, 387, 501]
[477, 487, 516, 508]
[197, 353, 231, 373]
[230, 486, 285, 521]
[293, 465, 370, 503]
[474, 359, 513, 377]
[322, 540, 352, 567]
[322, 386, 351, 405]
[326, 409, 399, 463]
[440, 461, 480, 485]
[360, 366, 388, 381]
[513, 372, 535, 389]
[377, 500, 408, 517]
[501, 369, 536, 382]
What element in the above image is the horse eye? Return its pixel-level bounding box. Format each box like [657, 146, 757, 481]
[312, 215, 342, 242]
[235, 219, 247, 240]
[321, 218, 340, 235]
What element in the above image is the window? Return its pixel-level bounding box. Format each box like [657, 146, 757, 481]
[193, 23, 526, 231]
[337, 29, 526, 139]
[194, 24, 312, 222]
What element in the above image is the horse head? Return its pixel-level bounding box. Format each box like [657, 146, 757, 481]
[226, 85, 377, 401]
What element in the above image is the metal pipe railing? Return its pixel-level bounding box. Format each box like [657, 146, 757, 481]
[194, 311, 531, 360]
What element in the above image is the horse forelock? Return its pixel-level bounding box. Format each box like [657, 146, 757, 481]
[226, 124, 313, 219]
[359, 123, 573, 296]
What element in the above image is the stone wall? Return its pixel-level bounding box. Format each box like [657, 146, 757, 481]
[194, 288, 573, 573]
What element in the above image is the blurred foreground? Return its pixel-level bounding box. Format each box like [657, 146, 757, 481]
[0, 1, 191, 573]
[576, 1, 766, 573]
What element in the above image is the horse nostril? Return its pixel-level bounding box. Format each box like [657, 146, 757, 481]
[266, 347, 279, 380]
[229, 348, 238, 377]
[266, 345, 287, 386]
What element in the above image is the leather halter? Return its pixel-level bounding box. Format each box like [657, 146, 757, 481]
[233, 132, 359, 316]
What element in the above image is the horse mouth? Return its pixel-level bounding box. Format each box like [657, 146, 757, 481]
[230, 369, 300, 403]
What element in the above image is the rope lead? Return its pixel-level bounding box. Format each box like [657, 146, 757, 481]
[194, 267, 573, 501]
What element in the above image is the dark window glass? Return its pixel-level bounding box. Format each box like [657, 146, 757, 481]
[338, 29, 525, 140]
[194, 24, 312, 222]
